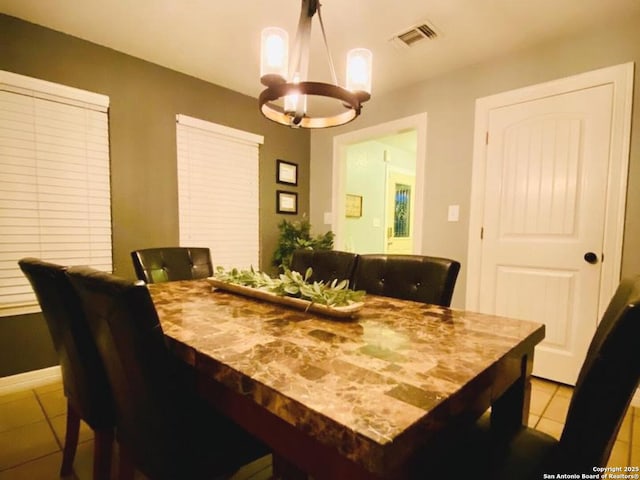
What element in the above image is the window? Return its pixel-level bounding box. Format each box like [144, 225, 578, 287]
[0, 71, 111, 316]
[394, 183, 411, 237]
[176, 114, 263, 270]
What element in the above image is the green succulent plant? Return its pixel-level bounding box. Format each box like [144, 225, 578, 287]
[214, 266, 365, 307]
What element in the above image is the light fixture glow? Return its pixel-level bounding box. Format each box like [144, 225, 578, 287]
[346, 48, 372, 94]
[259, 0, 372, 129]
[260, 27, 288, 80]
[283, 74, 307, 117]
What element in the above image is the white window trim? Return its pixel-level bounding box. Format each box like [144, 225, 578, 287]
[0, 70, 109, 112]
[176, 114, 263, 145]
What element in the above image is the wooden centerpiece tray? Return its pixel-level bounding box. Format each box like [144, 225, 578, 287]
[206, 278, 363, 319]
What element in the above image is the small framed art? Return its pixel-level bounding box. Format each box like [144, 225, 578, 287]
[276, 190, 298, 214]
[345, 194, 363, 218]
[276, 159, 298, 186]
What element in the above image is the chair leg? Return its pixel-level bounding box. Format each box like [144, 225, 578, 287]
[60, 401, 81, 476]
[93, 428, 114, 480]
[272, 454, 308, 480]
[117, 443, 135, 480]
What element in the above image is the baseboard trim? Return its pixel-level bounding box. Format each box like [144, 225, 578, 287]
[0, 366, 61, 396]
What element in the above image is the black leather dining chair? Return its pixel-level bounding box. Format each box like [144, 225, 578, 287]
[66, 266, 269, 480]
[18, 258, 114, 480]
[425, 275, 640, 480]
[351, 254, 461, 307]
[290, 249, 359, 284]
[130, 246, 213, 284]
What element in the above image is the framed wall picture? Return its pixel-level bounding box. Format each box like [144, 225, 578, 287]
[276, 190, 298, 214]
[276, 159, 298, 186]
[345, 194, 363, 218]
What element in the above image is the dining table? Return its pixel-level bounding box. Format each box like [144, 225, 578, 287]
[148, 278, 545, 479]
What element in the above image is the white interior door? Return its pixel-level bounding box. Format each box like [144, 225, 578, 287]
[479, 84, 614, 385]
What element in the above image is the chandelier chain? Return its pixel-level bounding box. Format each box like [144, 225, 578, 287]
[316, 2, 338, 86]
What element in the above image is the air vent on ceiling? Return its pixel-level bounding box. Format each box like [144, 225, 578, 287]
[391, 20, 440, 49]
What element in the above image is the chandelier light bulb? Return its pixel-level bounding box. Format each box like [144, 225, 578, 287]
[284, 73, 307, 115]
[260, 27, 288, 80]
[346, 48, 372, 94]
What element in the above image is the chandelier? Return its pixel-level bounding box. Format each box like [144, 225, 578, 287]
[259, 0, 372, 129]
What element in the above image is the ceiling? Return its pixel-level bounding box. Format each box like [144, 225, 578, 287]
[2, 0, 639, 102]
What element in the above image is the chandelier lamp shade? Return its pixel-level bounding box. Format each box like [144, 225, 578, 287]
[259, 0, 372, 128]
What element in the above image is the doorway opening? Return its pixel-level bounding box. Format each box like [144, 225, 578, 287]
[332, 113, 427, 254]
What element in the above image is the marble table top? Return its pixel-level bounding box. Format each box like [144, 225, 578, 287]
[148, 279, 544, 477]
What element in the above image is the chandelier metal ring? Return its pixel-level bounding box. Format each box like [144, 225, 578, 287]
[259, 81, 371, 129]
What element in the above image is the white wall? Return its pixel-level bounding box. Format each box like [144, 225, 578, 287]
[344, 143, 385, 253]
[343, 140, 415, 253]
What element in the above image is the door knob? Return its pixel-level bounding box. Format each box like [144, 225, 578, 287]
[584, 252, 599, 264]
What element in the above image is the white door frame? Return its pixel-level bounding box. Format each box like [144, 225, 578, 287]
[331, 113, 428, 254]
[466, 62, 634, 319]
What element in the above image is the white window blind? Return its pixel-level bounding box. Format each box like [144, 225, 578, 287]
[176, 114, 263, 270]
[0, 70, 111, 316]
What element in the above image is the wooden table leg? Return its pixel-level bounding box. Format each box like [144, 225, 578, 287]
[490, 351, 534, 434]
[272, 454, 308, 480]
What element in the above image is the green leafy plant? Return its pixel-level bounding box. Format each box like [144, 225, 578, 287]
[272, 215, 334, 270]
[214, 266, 365, 307]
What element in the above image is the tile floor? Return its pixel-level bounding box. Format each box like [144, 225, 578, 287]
[527, 377, 640, 468]
[0, 380, 271, 480]
[0, 377, 638, 479]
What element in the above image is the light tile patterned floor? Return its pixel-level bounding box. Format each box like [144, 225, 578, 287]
[0, 380, 271, 480]
[528, 377, 639, 468]
[0, 377, 637, 478]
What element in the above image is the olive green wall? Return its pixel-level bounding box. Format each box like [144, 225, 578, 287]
[0, 14, 310, 376]
[310, 13, 640, 308]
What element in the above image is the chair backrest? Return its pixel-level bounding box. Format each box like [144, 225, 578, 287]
[131, 247, 212, 283]
[66, 266, 186, 476]
[351, 254, 461, 307]
[557, 275, 640, 471]
[290, 249, 359, 284]
[17, 258, 114, 429]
